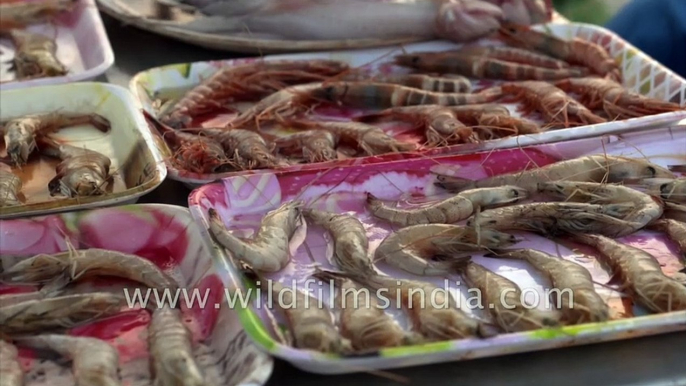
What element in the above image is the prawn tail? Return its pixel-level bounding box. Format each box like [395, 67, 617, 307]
[433, 174, 476, 192]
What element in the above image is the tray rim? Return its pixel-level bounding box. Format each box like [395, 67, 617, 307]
[0, 82, 168, 220]
[186, 126, 686, 374]
[0, 0, 115, 91]
[129, 21, 686, 188]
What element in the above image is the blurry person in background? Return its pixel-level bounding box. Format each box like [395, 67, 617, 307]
[605, 0, 686, 78]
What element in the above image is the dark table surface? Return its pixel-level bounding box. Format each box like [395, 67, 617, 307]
[100, 14, 686, 386]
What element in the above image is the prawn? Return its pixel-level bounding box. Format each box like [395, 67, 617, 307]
[394, 52, 586, 81]
[342, 73, 472, 93]
[0, 164, 22, 207]
[366, 185, 528, 227]
[148, 306, 205, 386]
[37, 137, 112, 197]
[2, 112, 110, 166]
[228, 83, 323, 128]
[303, 208, 376, 277]
[0, 248, 179, 295]
[664, 202, 686, 222]
[501, 81, 607, 127]
[453, 258, 562, 332]
[451, 45, 571, 69]
[0, 0, 75, 31]
[16, 334, 120, 386]
[474, 113, 543, 138]
[273, 129, 338, 163]
[538, 181, 663, 237]
[485, 249, 610, 324]
[642, 177, 686, 204]
[208, 202, 302, 272]
[555, 77, 684, 120]
[374, 224, 518, 276]
[648, 219, 686, 260]
[187, 127, 281, 170]
[499, 23, 622, 82]
[313, 270, 419, 350]
[8, 29, 67, 80]
[0, 340, 23, 386]
[0, 292, 126, 334]
[435, 155, 676, 193]
[572, 234, 686, 313]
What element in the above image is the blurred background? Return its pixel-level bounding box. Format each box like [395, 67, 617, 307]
[553, 0, 630, 24]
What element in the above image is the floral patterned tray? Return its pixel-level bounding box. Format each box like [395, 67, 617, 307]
[0, 204, 273, 385]
[187, 126, 686, 374]
[132, 22, 686, 188]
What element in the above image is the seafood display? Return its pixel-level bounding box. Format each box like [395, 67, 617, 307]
[140, 24, 686, 183]
[0, 205, 272, 386]
[192, 128, 686, 366]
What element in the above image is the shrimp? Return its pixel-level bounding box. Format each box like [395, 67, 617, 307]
[303, 208, 375, 277]
[501, 81, 607, 127]
[0, 340, 23, 386]
[648, 219, 686, 260]
[572, 234, 686, 313]
[538, 181, 663, 237]
[208, 202, 302, 272]
[16, 334, 120, 386]
[352, 273, 484, 341]
[0, 248, 179, 294]
[243, 266, 350, 353]
[188, 128, 281, 170]
[499, 23, 622, 82]
[555, 77, 684, 120]
[274, 129, 338, 163]
[37, 137, 112, 197]
[0, 293, 126, 334]
[8, 29, 67, 80]
[435, 155, 676, 193]
[485, 249, 609, 324]
[342, 73, 472, 93]
[664, 202, 686, 222]
[0, 0, 75, 31]
[453, 45, 571, 69]
[148, 306, 204, 386]
[467, 201, 642, 237]
[643, 177, 686, 204]
[162, 60, 349, 128]
[313, 270, 418, 350]
[475, 112, 543, 137]
[285, 119, 415, 156]
[366, 185, 528, 226]
[394, 52, 586, 81]
[2, 112, 110, 166]
[453, 259, 562, 332]
[0, 164, 22, 207]
[228, 83, 323, 128]
[448, 104, 511, 119]
[374, 224, 518, 276]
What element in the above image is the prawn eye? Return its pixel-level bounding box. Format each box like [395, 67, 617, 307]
[511, 189, 519, 197]
[488, 220, 497, 224]
[647, 166, 657, 176]
[660, 183, 670, 195]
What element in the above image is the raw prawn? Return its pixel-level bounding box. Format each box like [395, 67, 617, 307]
[366, 185, 528, 227]
[0, 164, 22, 207]
[188, 127, 281, 170]
[374, 224, 518, 276]
[37, 137, 112, 197]
[303, 208, 375, 276]
[0, 340, 23, 386]
[8, 29, 67, 80]
[148, 306, 205, 386]
[313, 270, 418, 350]
[16, 334, 120, 386]
[453, 258, 562, 332]
[228, 83, 322, 128]
[0, 248, 179, 294]
[665, 202, 686, 222]
[485, 249, 609, 324]
[0, 293, 126, 334]
[555, 77, 684, 120]
[501, 81, 607, 127]
[0, 0, 75, 31]
[648, 219, 686, 260]
[499, 23, 622, 82]
[394, 52, 586, 81]
[2, 112, 110, 166]
[208, 202, 302, 272]
[452, 45, 570, 69]
[475, 112, 542, 138]
[572, 234, 686, 313]
[435, 155, 676, 193]
[274, 129, 338, 163]
[643, 177, 686, 204]
[342, 73, 472, 93]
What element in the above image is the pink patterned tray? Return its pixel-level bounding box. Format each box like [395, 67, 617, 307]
[188, 126, 686, 374]
[0, 0, 114, 90]
[0, 204, 273, 385]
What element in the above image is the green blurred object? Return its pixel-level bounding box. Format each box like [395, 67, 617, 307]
[552, 0, 611, 25]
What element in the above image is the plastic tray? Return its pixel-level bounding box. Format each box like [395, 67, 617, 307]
[0, 204, 273, 385]
[0, 82, 167, 219]
[187, 126, 686, 374]
[0, 0, 114, 90]
[131, 22, 686, 188]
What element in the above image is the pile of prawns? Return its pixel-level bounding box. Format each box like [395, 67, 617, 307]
[208, 154, 686, 354]
[0, 244, 211, 386]
[0, 112, 114, 208]
[150, 22, 684, 177]
[0, 0, 77, 82]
